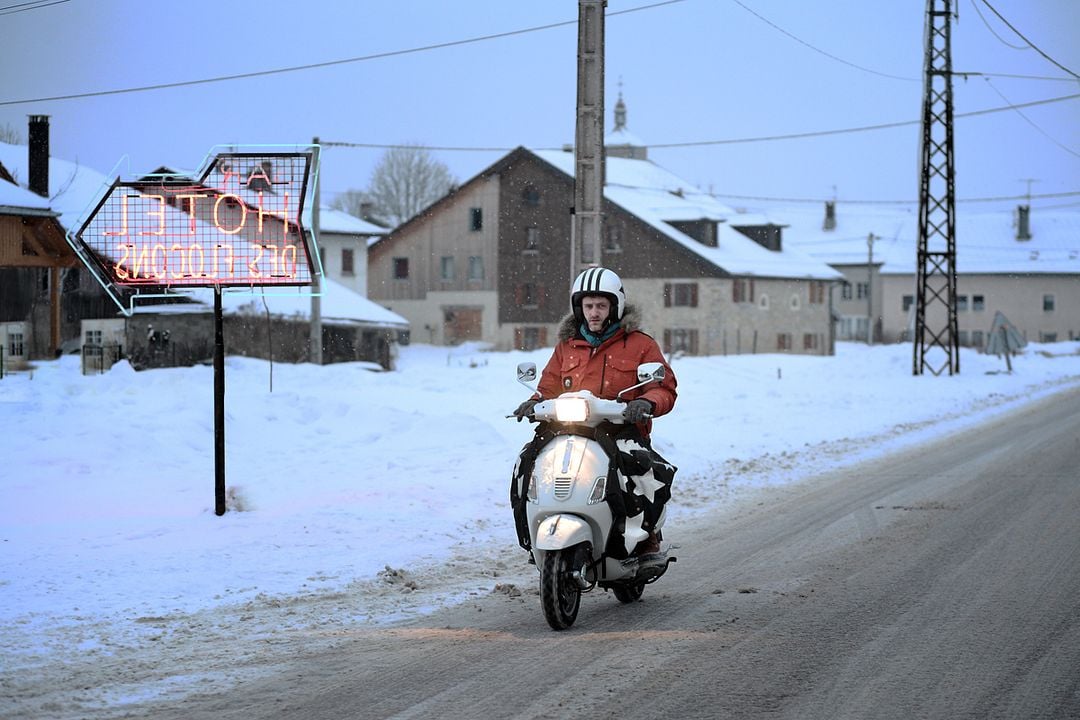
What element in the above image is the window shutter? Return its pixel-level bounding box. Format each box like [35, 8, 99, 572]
[690, 283, 699, 307]
[515, 285, 524, 305]
[664, 283, 672, 307]
[539, 327, 548, 346]
[663, 329, 671, 354]
[514, 327, 523, 350]
[750, 279, 756, 303]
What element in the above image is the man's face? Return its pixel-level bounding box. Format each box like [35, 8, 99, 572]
[581, 295, 612, 333]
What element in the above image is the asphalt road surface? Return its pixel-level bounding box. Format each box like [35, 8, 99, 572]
[128, 388, 1080, 720]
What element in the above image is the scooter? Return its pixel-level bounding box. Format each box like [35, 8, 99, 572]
[512, 361, 676, 630]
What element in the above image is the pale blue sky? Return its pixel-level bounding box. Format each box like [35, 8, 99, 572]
[1, 0, 1077, 214]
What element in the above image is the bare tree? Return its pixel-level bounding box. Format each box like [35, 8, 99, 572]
[0, 122, 22, 145]
[367, 145, 456, 228]
[329, 188, 385, 227]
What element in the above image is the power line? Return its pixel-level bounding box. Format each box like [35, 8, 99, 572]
[981, 78, 1080, 159]
[969, 0, 1027, 50]
[0, 0, 69, 17]
[0, 0, 686, 106]
[977, 0, 1080, 79]
[728, 0, 918, 82]
[326, 92, 1080, 152]
[704, 189, 1080, 205]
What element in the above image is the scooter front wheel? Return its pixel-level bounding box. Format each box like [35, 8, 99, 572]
[540, 547, 583, 630]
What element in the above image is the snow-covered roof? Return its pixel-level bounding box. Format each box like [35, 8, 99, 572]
[132, 277, 409, 328]
[318, 207, 387, 236]
[0, 141, 111, 230]
[531, 149, 841, 281]
[604, 125, 647, 148]
[0, 172, 54, 217]
[771, 203, 1080, 276]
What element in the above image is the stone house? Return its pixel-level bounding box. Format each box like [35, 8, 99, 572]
[368, 142, 841, 356]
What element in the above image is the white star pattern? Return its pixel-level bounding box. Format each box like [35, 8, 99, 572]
[622, 512, 649, 555]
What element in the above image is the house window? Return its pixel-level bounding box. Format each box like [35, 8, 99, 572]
[468, 256, 484, 281]
[524, 227, 540, 254]
[663, 282, 699, 308]
[856, 282, 869, 300]
[8, 333, 25, 357]
[759, 294, 770, 310]
[1043, 294, 1055, 312]
[392, 257, 409, 280]
[790, 294, 801, 311]
[522, 187, 541, 207]
[86, 330, 102, 346]
[470, 207, 483, 231]
[841, 281, 853, 300]
[777, 332, 793, 351]
[341, 248, 355, 276]
[902, 295, 914, 313]
[516, 283, 542, 309]
[809, 281, 826, 304]
[803, 333, 820, 351]
[515, 326, 548, 351]
[957, 295, 968, 312]
[972, 330, 984, 349]
[733, 278, 754, 304]
[440, 256, 455, 281]
[604, 226, 623, 254]
[1040, 331, 1058, 342]
[973, 294, 985, 311]
[663, 328, 699, 355]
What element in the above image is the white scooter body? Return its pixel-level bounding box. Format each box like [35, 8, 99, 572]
[526, 421, 667, 582]
[512, 362, 675, 629]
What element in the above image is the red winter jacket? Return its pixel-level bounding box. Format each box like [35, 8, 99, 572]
[534, 306, 677, 438]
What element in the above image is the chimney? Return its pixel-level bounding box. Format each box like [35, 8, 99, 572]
[1016, 204, 1032, 241]
[823, 201, 836, 231]
[28, 114, 50, 198]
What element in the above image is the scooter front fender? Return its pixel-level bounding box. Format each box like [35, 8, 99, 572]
[534, 514, 593, 551]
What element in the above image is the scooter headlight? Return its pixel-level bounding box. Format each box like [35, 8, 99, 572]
[527, 473, 538, 503]
[554, 397, 589, 423]
[587, 475, 607, 504]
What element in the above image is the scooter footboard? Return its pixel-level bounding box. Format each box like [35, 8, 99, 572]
[533, 514, 592, 551]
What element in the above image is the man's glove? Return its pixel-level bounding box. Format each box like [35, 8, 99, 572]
[512, 399, 539, 422]
[622, 398, 654, 423]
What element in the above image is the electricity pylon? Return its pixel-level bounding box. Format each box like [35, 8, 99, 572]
[913, 0, 960, 376]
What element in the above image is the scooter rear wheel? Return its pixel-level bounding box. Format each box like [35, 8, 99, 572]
[540, 548, 582, 630]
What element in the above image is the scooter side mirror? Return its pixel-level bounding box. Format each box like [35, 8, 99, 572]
[637, 362, 665, 383]
[517, 362, 538, 390]
[617, 362, 667, 400]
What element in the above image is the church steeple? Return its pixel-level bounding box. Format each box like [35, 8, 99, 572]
[605, 79, 647, 160]
[614, 82, 627, 132]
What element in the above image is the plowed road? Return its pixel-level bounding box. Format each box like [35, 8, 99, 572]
[131, 388, 1080, 720]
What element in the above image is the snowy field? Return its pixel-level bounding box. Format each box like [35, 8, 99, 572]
[1, 340, 1079, 713]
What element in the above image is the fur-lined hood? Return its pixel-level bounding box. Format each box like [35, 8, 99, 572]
[556, 303, 644, 343]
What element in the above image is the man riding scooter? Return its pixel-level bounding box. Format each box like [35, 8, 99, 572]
[512, 267, 678, 561]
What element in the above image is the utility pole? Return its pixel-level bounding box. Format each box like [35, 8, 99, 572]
[571, 0, 606, 278]
[867, 233, 876, 345]
[310, 137, 323, 365]
[913, 0, 959, 375]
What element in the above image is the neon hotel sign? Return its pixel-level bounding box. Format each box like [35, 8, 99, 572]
[71, 150, 317, 288]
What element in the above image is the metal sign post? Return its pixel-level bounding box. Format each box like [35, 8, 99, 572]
[67, 146, 320, 515]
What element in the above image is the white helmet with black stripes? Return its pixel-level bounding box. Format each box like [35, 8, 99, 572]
[571, 266, 626, 326]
